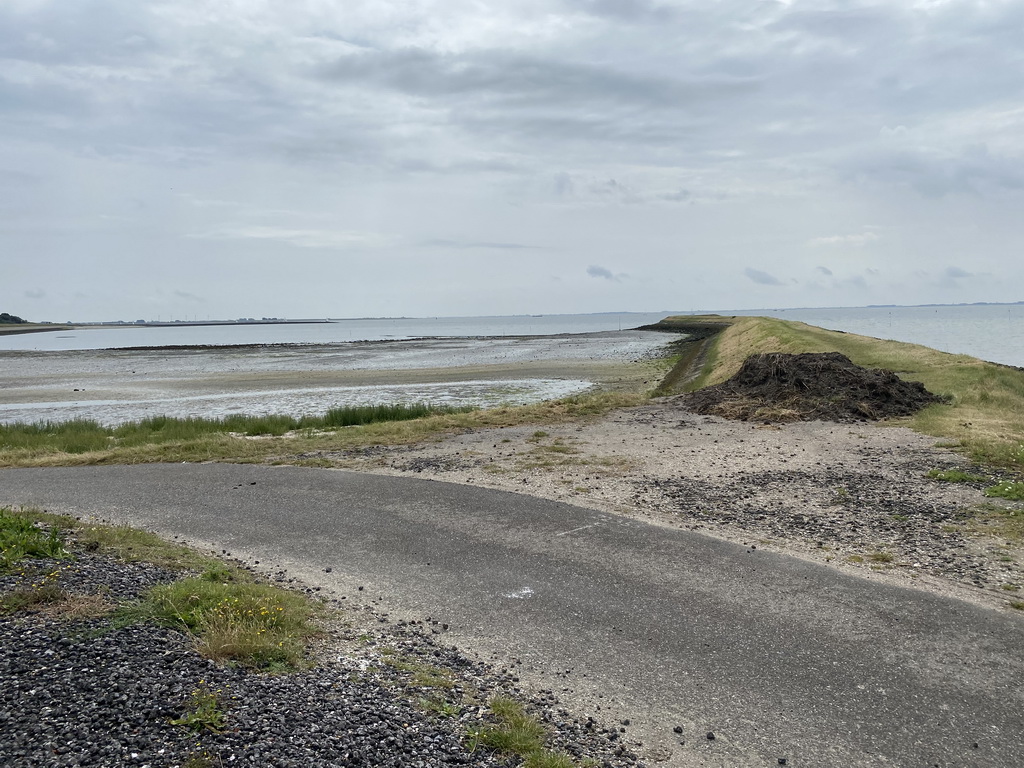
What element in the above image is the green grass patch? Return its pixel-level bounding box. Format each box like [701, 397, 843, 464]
[0, 506, 69, 571]
[122, 567, 321, 670]
[927, 469, 989, 484]
[984, 481, 1024, 501]
[469, 697, 576, 768]
[0, 403, 470, 457]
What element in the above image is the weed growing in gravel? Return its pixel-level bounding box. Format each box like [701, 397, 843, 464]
[419, 694, 461, 718]
[984, 481, 1024, 501]
[0, 568, 67, 615]
[960, 503, 1024, 543]
[381, 651, 456, 689]
[181, 751, 220, 768]
[468, 697, 575, 768]
[0, 507, 68, 571]
[126, 569, 321, 670]
[927, 469, 989, 484]
[171, 684, 227, 733]
[868, 551, 895, 564]
[830, 487, 851, 505]
[1008, 601, 1024, 611]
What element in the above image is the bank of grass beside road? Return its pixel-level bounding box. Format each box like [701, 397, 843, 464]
[0, 507, 623, 768]
[0, 390, 646, 467]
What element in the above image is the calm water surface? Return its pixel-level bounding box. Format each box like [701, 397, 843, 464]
[2, 306, 1019, 366]
[721, 304, 1024, 368]
[0, 312, 676, 352]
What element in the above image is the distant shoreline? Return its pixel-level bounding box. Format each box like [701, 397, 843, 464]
[0, 324, 71, 336]
[71, 319, 332, 329]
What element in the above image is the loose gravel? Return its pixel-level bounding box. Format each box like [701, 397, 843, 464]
[1, 532, 643, 768]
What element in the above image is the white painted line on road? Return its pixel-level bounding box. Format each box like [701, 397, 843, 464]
[555, 523, 601, 537]
[503, 587, 534, 599]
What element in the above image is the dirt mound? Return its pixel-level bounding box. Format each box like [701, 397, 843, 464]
[678, 352, 945, 423]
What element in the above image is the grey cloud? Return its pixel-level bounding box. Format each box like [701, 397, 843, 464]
[587, 265, 628, 281]
[24, 288, 46, 299]
[660, 189, 692, 203]
[744, 268, 783, 286]
[844, 275, 869, 290]
[816, 266, 833, 276]
[173, 290, 204, 302]
[843, 146, 1024, 198]
[945, 266, 972, 279]
[568, 0, 677, 24]
[553, 172, 574, 197]
[317, 47, 758, 111]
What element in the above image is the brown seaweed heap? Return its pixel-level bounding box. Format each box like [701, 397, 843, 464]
[679, 352, 945, 423]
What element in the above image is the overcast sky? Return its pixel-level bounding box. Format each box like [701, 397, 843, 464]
[2, 0, 1022, 322]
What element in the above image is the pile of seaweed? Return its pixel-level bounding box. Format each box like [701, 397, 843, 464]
[678, 352, 946, 423]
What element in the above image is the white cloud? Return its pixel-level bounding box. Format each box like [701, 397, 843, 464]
[808, 232, 880, 247]
[192, 227, 400, 250]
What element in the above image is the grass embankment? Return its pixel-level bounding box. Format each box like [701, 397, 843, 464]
[0, 393, 647, 468]
[674, 315, 1024, 470]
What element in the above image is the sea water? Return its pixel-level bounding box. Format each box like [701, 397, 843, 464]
[0, 312, 674, 352]
[719, 304, 1024, 368]
[1, 306, 1020, 366]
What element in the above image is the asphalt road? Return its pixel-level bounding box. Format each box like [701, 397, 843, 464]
[3, 463, 1023, 767]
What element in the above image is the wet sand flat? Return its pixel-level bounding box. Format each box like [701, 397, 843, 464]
[0, 331, 677, 423]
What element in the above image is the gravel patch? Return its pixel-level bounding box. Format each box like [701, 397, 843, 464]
[2, 531, 643, 768]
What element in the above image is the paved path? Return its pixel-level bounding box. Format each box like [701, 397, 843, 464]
[3, 464, 1023, 767]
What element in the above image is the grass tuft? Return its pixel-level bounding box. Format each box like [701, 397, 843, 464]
[984, 481, 1024, 501]
[123, 573, 321, 670]
[469, 697, 576, 768]
[927, 468, 989, 484]
[0, 507, 69, 571]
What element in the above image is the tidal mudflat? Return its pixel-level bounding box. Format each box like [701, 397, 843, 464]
[0, 330, 677, 425]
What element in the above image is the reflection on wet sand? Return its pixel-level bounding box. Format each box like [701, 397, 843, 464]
[0, 331, 679, 425]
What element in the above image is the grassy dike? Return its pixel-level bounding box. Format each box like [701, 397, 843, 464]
[659, 315, 1024, 470]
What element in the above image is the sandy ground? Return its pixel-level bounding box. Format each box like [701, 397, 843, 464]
[304, 399, 1024, 613]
